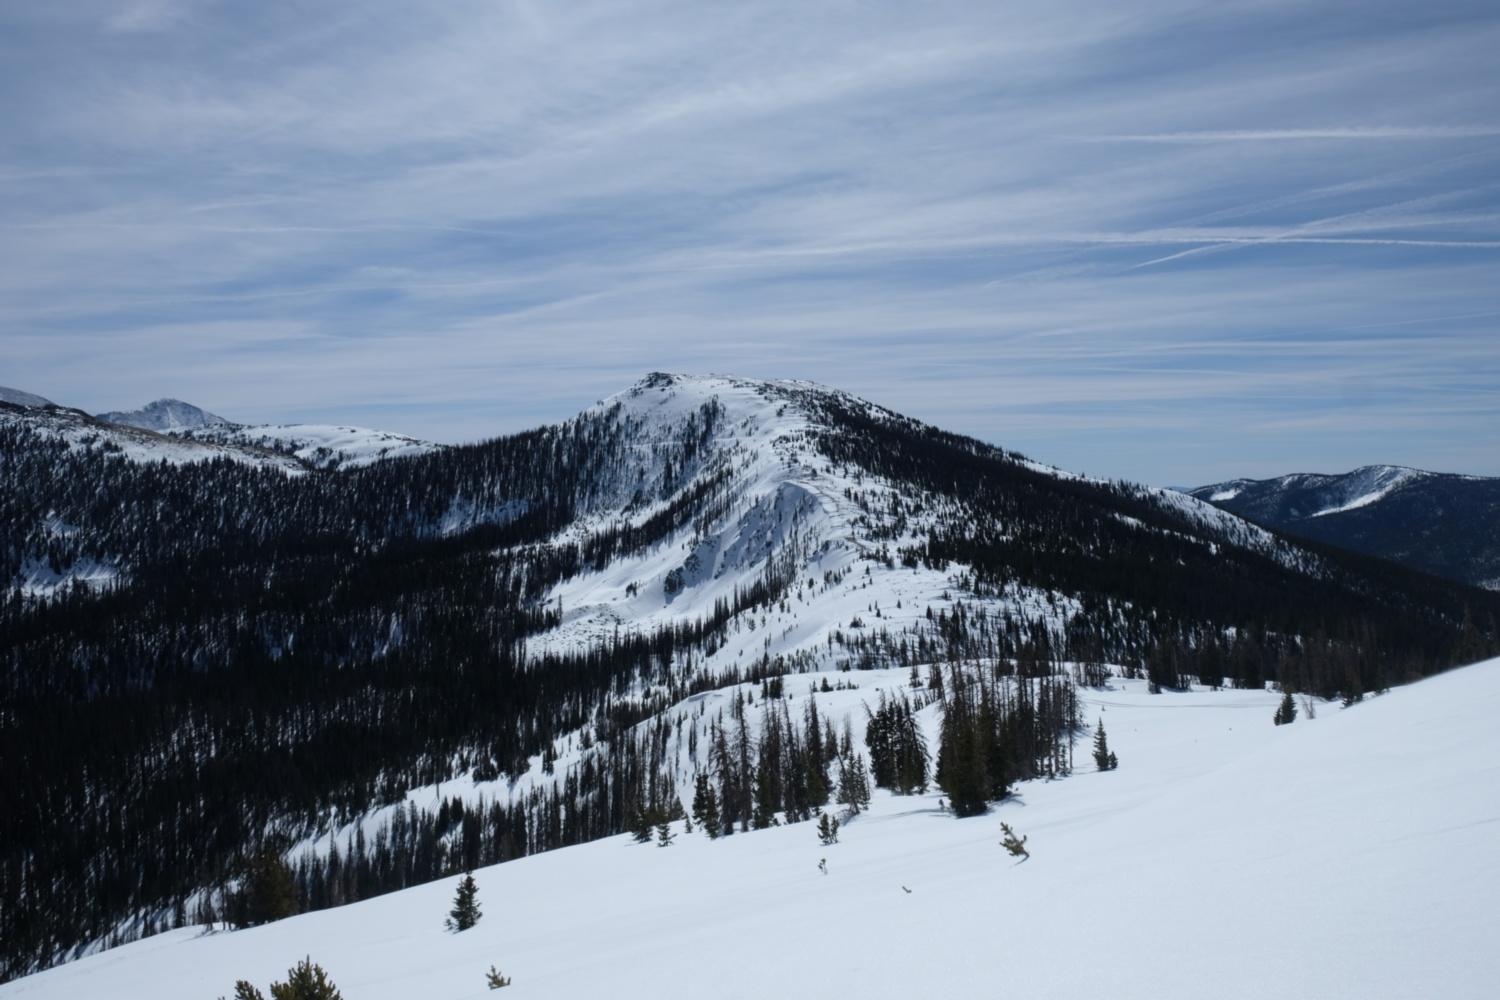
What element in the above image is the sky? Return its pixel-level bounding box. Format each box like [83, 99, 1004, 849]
[2, 0, 1497, 486]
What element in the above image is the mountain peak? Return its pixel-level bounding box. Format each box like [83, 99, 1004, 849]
[97, 398, 230, 433]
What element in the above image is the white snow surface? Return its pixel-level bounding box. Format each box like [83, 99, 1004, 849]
[1304, 464, 1422, 517]
[181, 423, 443, 469]
[8, 656, 1497, 1000]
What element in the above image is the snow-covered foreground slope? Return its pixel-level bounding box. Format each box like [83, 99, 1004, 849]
[10, 658, 1496, 1000]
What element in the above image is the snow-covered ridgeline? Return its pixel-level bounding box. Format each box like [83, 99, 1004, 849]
[178, 423, 443, 470]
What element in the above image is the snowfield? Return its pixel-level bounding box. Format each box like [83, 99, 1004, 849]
[7, 657, 1496, 1000]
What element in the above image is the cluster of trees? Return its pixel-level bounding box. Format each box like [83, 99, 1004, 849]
[864, 693, 930, 795]
[933, 664, 1081, 816]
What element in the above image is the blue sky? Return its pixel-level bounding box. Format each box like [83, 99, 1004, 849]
[3, 0, 1497, 485]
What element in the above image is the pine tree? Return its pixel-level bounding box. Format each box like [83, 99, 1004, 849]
[252, 957, 342, 1000]
[629, 804, 654, 843]
[656, 820, 675, 847]
[446, 871, 481, 931]
[935, 694, 989, 816]
[486, 966, 512, 989]
[232, 849, 296, 928]
[1091, 719, 1116, 770]
[1273, 690, 1297, 725]
[691, 773, 721, 839]
[817, 812, 840, 845]
[836, 747, 870, 815]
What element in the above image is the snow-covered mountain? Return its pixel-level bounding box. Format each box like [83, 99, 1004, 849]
[3, 373, 1497, 985]
[7, 655, 1496, 1000]
[1189, 465, 1500, 591]
[92, 395, 445, 469]
[97, 398, 230, 432]
[0, 385, 55, 408]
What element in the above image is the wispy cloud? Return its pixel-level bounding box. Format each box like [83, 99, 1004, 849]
[2, 0, 1498, 484]
[1075, 126, 1500, 142]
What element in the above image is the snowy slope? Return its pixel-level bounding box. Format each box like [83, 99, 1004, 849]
[527, 373, 1295, 678]
[9, 656, 1495, 1000]
[179, 422, 443, 469]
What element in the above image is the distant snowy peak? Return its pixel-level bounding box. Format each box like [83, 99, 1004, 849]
[0, 385, 57, 408]
[97, 398, 229, 432]
[180, 423, 444, 469]
[0, 399, 305, 475]
[1188, 465, 1500, 591]
[1194, 465, 1428, 521]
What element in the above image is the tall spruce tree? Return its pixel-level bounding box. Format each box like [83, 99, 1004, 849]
[1091, 719, 1117, 771]
[935, 702, 989, 817]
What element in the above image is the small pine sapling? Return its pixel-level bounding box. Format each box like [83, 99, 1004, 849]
[999, 822, 1030, 861]
[446, 871, 482, 931]
[486, 965, 512, 989]
[656, 820, 676, 847]
[817, 812, 840, 845]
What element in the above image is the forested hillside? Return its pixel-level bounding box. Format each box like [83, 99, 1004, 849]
[3, 375, 1496, 982]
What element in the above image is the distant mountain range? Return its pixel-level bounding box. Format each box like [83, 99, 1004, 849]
[1187, 466, 1500, 592]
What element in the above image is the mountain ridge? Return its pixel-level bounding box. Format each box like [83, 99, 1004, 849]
[1189, 464, 1500, 591]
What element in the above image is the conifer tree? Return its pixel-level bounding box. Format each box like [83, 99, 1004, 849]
[486, 966, 512, 989]
[817, 812, 839, 845]
[1273, 689, 1298, 725]
[1091, 719, 1117, 770]
[629, 804, 654, 843]
[269, 957, 344, 1000]
[232, 849, 296, 928]
[691, 773, 721, 838]
[656, 820, 675, 847]
[446, 872, 481, 931]
[836, 747, 870, 815]
[935, 689, 989, 816]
